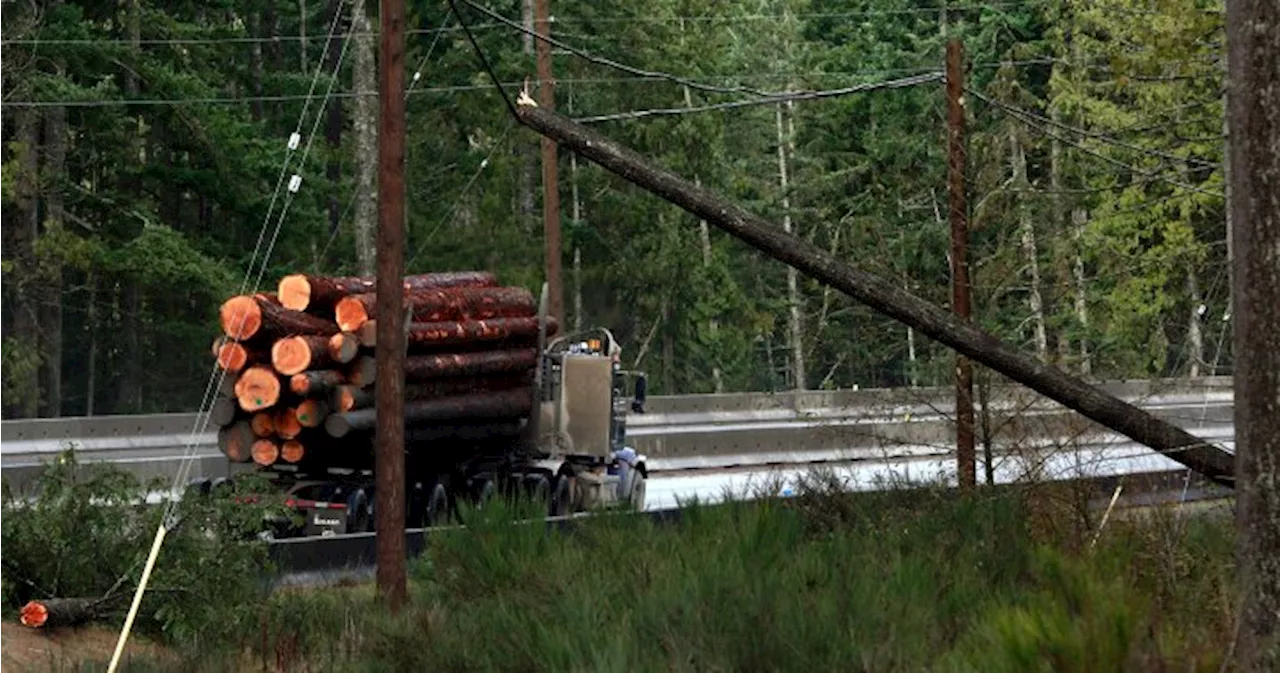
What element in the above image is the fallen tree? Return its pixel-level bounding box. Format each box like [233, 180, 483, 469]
[511, 99, 1235, 488]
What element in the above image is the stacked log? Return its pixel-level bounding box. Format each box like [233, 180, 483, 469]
[205, 271, 555, 471]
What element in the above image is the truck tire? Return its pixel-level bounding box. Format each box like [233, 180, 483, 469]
[627, 470, 646, 512]
[550, 475, 572, 517]
[424, 482, 449, 527]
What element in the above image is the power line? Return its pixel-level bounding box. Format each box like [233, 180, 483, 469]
[576, 72, 943, 123]
[458, 0, 790, 99]
[967, 89, 1224, 198]
[0, 24, 504, 46]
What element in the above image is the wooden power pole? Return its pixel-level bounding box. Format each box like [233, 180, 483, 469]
[374, 0, 408, 611]
[534, 0, 564, 326]
[946, 39, 976, 490]
[1226, 0, 1280, 668]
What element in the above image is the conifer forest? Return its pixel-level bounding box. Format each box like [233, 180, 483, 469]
[1, 0, 1233, 418]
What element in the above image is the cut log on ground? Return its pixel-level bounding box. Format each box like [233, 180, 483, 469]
[234, 365, 281, 412]
[219, 293, 338, 342]
[218, 420, 255, 463]
[19, 595, 128, 629]
[334, 286, 536, 332]
[324, 388, 535, 438]
[404, 349, 538, 380]
[272, 335, 338, 376]
[290, 370, 345, 397]
[277, 271, 499, 312]
[513, 101, 1236, 488]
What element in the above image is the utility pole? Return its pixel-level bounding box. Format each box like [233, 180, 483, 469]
[946, 39, 976, 491]
[1226, 0, 1279, 668]
[374, 0, 407, 611]
[534, 0, 564, 326]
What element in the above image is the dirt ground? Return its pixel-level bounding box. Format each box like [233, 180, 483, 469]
[1, 621, 173, 672]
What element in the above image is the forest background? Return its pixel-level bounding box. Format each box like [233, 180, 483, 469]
[0, 0, 1231, 418]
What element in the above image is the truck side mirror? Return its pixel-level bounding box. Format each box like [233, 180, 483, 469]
[632, 375, 647, 413]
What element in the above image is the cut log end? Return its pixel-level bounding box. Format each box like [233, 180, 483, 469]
[276, 407, 302, 440]
[234, 366, 281, 412]
[281, 439, 305, 464]
[277, 274, 312, 312]
[272, 336, 317, 376]
[251, 438, 280, 466]
[333, 384, 372, 412]
[218, 421, 255, 463]
[250, 412, 276, 437]
[357, 320, 377, 348]
[334, 295, 371, 333]
[296, 399, 329, 428]
[220, 295, 263, 340]
[289, 370, 345, 397]
[215, 341, 250, 373]
[328, 333, 360, 364]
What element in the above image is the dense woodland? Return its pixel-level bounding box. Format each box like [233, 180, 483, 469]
[1, 0, 1231, 417]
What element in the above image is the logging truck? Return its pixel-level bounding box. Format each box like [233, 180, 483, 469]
[209, 281, 651, 538]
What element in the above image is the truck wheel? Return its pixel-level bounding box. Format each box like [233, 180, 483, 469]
[346, 488, 373, 533]
[627, 471, 647, 512]
[549, 475, 572, 517]
[424, 482, 449, 527]
[523, 474, 550, 510]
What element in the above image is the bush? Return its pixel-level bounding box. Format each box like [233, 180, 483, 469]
[1, 448, 291, 648]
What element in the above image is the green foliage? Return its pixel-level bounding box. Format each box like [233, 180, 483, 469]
[108, 481, 1234, 672]
[1, 0, 1233, 417]
[1, 448, 289, 647]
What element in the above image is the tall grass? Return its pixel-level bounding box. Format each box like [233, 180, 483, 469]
[87, 478, 1237, 672]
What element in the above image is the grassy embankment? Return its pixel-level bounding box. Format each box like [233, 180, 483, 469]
[37, 472, 1236, 673]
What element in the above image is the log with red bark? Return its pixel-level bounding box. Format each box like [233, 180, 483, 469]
[234, 365, 281, 412]
[333, 286, 536, 332]
[404, 349, 539, 380]
[403, 316, 553, 349]
[290, 370, 345, 397]
[327, 374, 529, 414]
[218, 420, 255, 463]
[324, 387, 535, 438]
[328, 332, 360, 364]
[271, 335, 338, 376]
[19, 595, 129, 629]
[276, 271, 499, 313]
[219, 293, 338, 342]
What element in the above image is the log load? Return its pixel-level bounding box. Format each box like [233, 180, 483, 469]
[207, 270, 559, 476]
[334, 286, 536, 332]
[277, 271, 498, 313]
